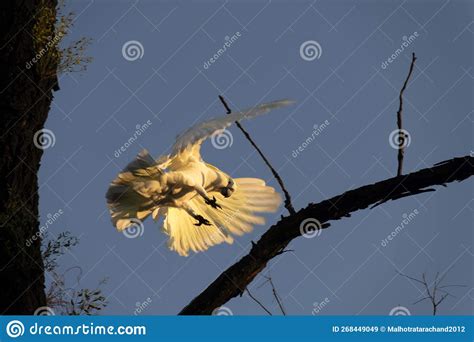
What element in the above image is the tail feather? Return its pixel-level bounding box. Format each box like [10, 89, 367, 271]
[163, 206, 231, 256]
[163, 177, 281, 256]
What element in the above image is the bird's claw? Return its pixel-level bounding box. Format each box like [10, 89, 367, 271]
[205, 196, 222, 209]
[194, 215, 211, 226]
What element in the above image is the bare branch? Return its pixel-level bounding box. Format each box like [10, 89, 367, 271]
[396, 52, 417, 176]
[179, 155, 473, 314]
[438, 285, 467, 289]
[436, 293, 449, 306]
[246, 289, 273, 315]
[266, 276, 286, 315]
[218, 95, 296, 215]
[412, 296, 430, 305]
[398, 267, 465, 316]
[396, 270, 425, 285]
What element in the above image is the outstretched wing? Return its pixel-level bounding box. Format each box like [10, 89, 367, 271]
[106, 149, 166, 230]
[162, 178, 281, 256]
[169, 99, 294, 164]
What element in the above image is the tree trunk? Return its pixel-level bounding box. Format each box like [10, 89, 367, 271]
[0, 0, 58, 314]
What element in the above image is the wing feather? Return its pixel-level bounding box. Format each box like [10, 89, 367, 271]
[163, 206, 231, 256]
[107, 100, 292, 254]
[162, 178, 281, 256]
[170, 99, 294, 159]
[106, 149, 167, 231]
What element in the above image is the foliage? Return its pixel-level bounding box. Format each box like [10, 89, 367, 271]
[68, 283, 108, 315]
[42, 232, 108, 315]
[32, 0, 92, 78]
[42, 231, 78, 272]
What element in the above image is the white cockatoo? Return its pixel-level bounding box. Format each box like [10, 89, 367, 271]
[106, 99, 293, 256]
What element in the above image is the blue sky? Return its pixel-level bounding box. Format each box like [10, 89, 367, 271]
[40, 0, 473, 315]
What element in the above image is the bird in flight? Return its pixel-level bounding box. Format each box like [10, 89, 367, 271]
[106, 99, 293, 256]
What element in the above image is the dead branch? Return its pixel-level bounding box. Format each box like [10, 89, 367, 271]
[266, 276, 286, 315]
[398, 268, 466, 315]
[396, 52, 417, 176]
[219, 95, 296, 215]
[246, 289, 273, 315]
[179, 155, 474, 314]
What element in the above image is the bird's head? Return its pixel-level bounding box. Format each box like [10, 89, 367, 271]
[220, 178, 235, 198]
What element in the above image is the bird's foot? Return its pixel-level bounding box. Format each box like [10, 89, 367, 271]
[205, 196, 222, 209]
[194, 215, 211, 226]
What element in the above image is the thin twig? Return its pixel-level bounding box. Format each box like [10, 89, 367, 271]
[246, 288, 273, 315]
[397, 269, 464, 316]
[396, 52, 417, 176]
[218, 95, 296, 215]
[266, 276, 286, 315]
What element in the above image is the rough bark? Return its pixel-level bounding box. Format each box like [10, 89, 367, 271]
[0, 0, 58, 314]
[179, 155, 474, 315]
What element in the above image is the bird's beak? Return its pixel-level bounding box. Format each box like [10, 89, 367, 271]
[221, 187, 234, 198]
